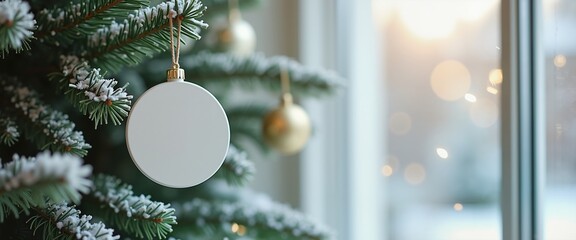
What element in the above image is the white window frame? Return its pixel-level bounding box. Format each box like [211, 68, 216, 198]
[299, 1, 384, 239]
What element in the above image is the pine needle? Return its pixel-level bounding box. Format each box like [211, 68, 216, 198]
[0, 152, 92, 222]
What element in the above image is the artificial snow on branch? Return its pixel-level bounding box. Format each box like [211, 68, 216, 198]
[89, 174, 177, 239]
[0, 0, 35, 56]
[0, 152, 92, 222]
[173, 197, 332, 240]
[49, 55, 132, 128]
[145, 52, 341, 97]
[85, 0, 208, 73]
[35, 0, 147, 45]
[0, 116, 19, 146]
[0, 77, 91, 156]
[214, 144, 255, 186]
[27, 202, 118, 240]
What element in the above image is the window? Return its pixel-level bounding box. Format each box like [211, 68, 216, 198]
[376, 1, 501, 239]
[542, 0, 576, 238]
[300, 0, 576, 240]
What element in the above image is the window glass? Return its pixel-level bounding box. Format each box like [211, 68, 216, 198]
[542, 0, 576, 238]
[373, 1, 501, 239]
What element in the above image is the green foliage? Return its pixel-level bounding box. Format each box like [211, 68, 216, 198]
[35, 0, 148, 45]
[142, 52, 342, 97]
[0, 0, 340, 238]
[84, 0, 209, 73]
[27, 203, 118, 240]
[213, 145, 255, 185]
[0, 0, 35, 56]
[0, 116, 20, 146]
[0, 77, 91, 156]
[89, 174, 177, 239]
[0, 152, 92, 222]
[200, 0, 261, 19]
[226, 105, 269, 151]
[172, 198, 332, 240]
[49, 56, 132, 128]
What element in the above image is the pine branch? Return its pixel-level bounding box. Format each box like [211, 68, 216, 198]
[226, 104, 269, 151]
[0, 152, 92, 222]
[0, 0, 35, 56]
[143, 52, 342, 97]
[49, 55, 133, 128]
[172, 198, 333, 240]
[0, 77, 92, 156]
[89, 174, 177, 239]
[0, 116, 20, 146]
[213, 145, 255, 186]
[35, 0, 147, 44]
[85, 0, 208, 73]
[27, 203, 119, 240]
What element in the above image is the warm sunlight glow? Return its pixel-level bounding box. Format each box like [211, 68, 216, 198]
[389, 112, 412, 135]
[396, 0, 497, 39]
[436, 147, 449, 159]
[398, 2, 456, 39]
[554, 54, 567, 68]
[404, 163, 426, 185]
[464, 93, 477, 103]
[469, 98, 498, 128]
[381, 165, 394, 177]
[459, 0, 499, 22]
[430, 60, 471, 101]
[488, 69, 503, 85]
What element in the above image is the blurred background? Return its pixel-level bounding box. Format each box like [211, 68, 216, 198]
[241, 0, 576, 239]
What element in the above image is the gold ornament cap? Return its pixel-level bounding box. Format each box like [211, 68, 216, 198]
[281, 93, 293, 105]
[167, 65, 185, 81]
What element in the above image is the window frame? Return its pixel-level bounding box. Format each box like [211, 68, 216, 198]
[501, 0, 544, 239]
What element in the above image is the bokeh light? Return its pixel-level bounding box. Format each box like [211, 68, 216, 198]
[430, 60, 472, 101]
[465, 93, 477, 103]
[404, 163, 427, 185]
[453, 203, 464, 211]
[381, 165, 394, 177]
[486, 86, 498, 95]
[436, 147, 449, 159]
[231, 223, 247, 236]
[554, 54, 567, 68]
[488, 69, 503, 85]
[389, 112, 413, 135]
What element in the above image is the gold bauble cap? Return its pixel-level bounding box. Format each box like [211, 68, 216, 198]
[167, 67, 185, 81]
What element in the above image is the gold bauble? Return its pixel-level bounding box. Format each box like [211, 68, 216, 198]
[262, 94, 311, 155]
[216, 19, 256, 57]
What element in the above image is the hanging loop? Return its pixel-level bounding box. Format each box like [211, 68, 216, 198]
[167, 1, 185, 81]
[280, 65, 293, 105]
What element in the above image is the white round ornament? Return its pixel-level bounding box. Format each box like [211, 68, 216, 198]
[126, 69, 230, 188]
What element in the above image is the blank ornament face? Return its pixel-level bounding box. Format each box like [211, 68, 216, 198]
[126, 81, 229, 188]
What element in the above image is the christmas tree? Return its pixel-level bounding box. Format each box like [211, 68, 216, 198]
[0, 0, 340, 239]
